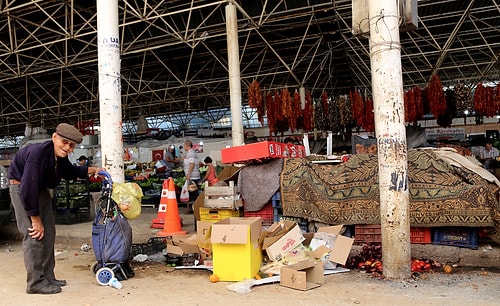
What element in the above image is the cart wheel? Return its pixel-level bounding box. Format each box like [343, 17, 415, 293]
[95, 267, 114, 286]
[90, 261, 101, 275]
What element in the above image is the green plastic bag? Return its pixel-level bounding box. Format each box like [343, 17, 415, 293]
[111, 182, 143, 220]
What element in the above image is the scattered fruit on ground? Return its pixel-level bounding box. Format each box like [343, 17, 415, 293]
[443, 264, 453, 274]
[209, 274, 219, 283]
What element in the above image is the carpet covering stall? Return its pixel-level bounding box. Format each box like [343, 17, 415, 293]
[280, 148, 500, 243]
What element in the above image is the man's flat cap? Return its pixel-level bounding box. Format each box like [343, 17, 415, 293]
[56, 123, 83, 144]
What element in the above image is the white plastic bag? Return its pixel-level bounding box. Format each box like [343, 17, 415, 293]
[226, 279, 256, 294]
[180, 181, 189, 203]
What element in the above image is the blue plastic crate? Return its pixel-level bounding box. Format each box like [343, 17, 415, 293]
[432, 227, 478, 249]
[271, 191, 281, 208]
[273, 209, 280, 222]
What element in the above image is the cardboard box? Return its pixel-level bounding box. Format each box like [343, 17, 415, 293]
[280, 258, 325, 290]
[166, 234, 200, 256]
[316, 225, 354, 266]
[210, 217, 263, 281]
[196, 221, 213, 261]
[165, 234, 201, 267]
[261, 220, 305, 262]
[221, 141, 306, 164]
[216, 166, 241, 181]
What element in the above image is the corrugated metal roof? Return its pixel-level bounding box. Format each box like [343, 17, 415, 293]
[0, 0, 498, 137]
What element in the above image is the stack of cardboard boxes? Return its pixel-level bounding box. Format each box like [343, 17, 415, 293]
[165, 217, 354, 291]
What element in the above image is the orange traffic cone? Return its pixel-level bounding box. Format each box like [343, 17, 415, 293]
[157, 178, 187, 236]
[151, 179, 169, 228]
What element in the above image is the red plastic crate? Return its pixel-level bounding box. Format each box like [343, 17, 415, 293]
[244, 202, 274, 226]
[410, 227, 431, 244]
[355, 224, 431, 244]
[354, 224, 381, 244]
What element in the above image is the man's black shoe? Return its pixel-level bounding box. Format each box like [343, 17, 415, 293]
[26, 285, 62, 294]
[49, 279, 67, 286]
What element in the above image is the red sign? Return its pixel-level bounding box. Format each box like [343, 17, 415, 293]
[221, 141, 306, 164]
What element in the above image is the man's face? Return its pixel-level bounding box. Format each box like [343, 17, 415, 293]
[486, 143, 493, 150]
[52, 133, 77, 158]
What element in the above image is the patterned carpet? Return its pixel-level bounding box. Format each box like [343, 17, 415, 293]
[280, 149, 500, 243]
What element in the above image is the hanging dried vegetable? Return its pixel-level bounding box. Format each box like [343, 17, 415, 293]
[314, 91, 329, 131]
[414, 85, 424, 121]
[473, 83, 486, 115]
[266, 92, 276, 136]
[281, 88, 292, 120]
[404, 88, 416, 124]
[483, 86, 495, 117]
[436, 89, 454, 128]
[247, 80, 264, 126]
[288, 90, 302, 133]
[421, 86, 430, 115]
[274, 90, 288, 135]
[350, 89, 365, 128]
[321, 91, 329, 114]
[426, 74, 447, 118]
[495, 83, 500, 116]
[315, 94, 326, 132]
[405, 86, 424, 125]
[454, 83, 472, 116]
[364, 98, 375, 132]
[338, 95, 352, 129]
[329, 96, 342, 133]
[303, 90, 313, 132]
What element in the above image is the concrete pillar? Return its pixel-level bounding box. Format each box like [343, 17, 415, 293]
[96, 0, 124, 183]
[225, 2, 244, 146]
[368, 0, 411, 279]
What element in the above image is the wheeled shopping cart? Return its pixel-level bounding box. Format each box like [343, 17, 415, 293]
[90, 171, 135, 285]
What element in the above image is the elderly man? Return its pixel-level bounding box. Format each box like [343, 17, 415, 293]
[8, 123, 103, 294]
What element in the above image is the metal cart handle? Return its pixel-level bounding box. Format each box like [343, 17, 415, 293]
[98, 170, 112, 192]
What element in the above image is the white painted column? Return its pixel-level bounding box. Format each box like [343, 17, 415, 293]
[225, 2, 244, 147]
[368, 0, 411, 278]
[97, 0, 124, 183]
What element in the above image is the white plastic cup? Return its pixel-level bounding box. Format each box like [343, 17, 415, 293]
[108, 277, 123, 289]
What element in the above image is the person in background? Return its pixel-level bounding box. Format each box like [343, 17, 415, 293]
[123, 148, 132, 161]
[202, 156, 217, 186]
[479, 140, 499, 172]
[8, 123, 104, 295]
[165, 145, 178, 169]
[77, 155, 88, 166]
[183, 140, 201, 185]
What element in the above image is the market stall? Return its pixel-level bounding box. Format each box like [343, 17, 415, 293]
[278, 148, 500, 244]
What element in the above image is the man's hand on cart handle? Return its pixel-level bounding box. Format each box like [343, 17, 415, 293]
[97, 169, 112, 181]
[89, 167, 107, 178]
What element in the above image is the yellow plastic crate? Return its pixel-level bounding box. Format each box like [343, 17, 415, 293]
[199, 207, 241, 223]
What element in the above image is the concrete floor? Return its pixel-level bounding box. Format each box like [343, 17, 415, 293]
[1, 206, 499, 269]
